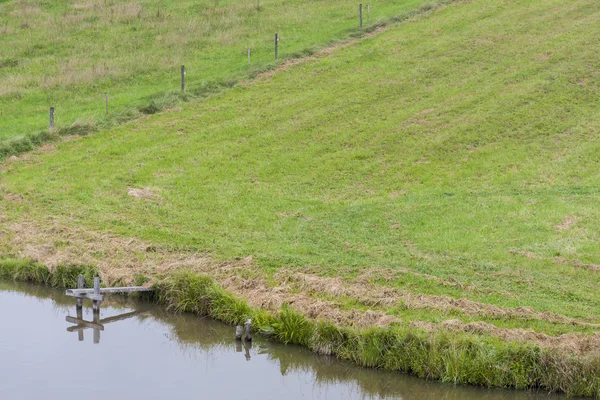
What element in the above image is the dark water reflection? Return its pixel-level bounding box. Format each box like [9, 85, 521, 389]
[0, 280, 567, 400]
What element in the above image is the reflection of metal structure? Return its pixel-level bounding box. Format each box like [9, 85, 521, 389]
[66, 307, 147, 344]
[236, 339, 252, 361]
[65, 275, 152, 311]
[64, 275, 150, 344]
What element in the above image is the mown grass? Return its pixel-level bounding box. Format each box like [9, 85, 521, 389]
[2, 0, 600, 394]
[0, 0, 440, 143]
[3, 0, 599, 330]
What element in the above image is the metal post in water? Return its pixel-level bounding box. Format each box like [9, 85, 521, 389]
[244, 340, 252, 361]
[76, 274, 84, 309]
[92, 309, 101, 344]
[92, 276, 100, 312]
[76, 300, 84, 342]
[244, 318, 252, 341]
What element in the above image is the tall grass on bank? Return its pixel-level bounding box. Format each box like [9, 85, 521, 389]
[0, 257, 97, 287]
[156, 271, 600, 397]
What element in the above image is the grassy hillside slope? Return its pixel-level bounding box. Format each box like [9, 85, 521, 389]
[2, 0, 600, 394]
[0, 0, 434, 140]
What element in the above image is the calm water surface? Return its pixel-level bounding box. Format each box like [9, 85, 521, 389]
[0, 280, 567, 400]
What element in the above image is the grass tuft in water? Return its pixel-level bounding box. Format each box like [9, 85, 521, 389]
[0, 258, 50, 284]
[272, 304, 315, 346]
[0, 258, 97, 288]
[158, 271, 252, 325]
[48, 264, 98, 288]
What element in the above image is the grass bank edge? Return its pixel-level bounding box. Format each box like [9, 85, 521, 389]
[0, 0, 459, 161]
[1, 257, 598, 398]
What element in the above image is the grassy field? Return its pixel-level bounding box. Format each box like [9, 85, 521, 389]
[1, 0, 600, 395]
[0, 0, 434, 141]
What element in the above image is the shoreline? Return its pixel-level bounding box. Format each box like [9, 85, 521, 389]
[1, 258, 598, 398]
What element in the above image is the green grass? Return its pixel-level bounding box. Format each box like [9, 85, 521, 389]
[3, 0, 599, 327]
[2, 0, 600, 393]
[0, 257, 98, 287]
[0, 0, 438, 141]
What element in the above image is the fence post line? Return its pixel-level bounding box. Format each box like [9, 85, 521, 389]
[248, 48, 251, 67]
[49, 107, 54, 131]
[359, 4, 363, 28]
[275, 33, 278, 60]
[105, 92, 109, 115]
[181, 65, 185, 93]
[368, 4, 370, 21]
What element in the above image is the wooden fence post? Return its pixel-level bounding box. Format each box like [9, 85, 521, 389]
[275, 33, 279, 60]
[49, 107, 54, 131]
[181, 65, 185, 93]
[359, 4, 363, 28]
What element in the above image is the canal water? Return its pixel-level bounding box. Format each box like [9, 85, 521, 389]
[0, 280, 566, 400]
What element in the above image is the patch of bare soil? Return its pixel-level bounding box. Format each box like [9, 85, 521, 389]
[411, 320, 600, 356]
[127, 187, 157, 200]
[508, 249, 539, 259]
[2, 192, 22, 202]
[556, 216, 577, 231]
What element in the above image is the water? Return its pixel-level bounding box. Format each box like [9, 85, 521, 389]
[0, 280, 565, 400]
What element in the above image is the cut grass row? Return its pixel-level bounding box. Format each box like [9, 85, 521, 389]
[0, 0, 439, 141]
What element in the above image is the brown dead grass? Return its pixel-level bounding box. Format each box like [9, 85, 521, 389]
[556, 216, 577, 231]
[1, 218, 397, 328]
[555, 257, 600, 273]
[1, 217, 598, 346]
[127, 187, 157, 200]
[279, 272, 600, 328]
[411, 319, 600, 356]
